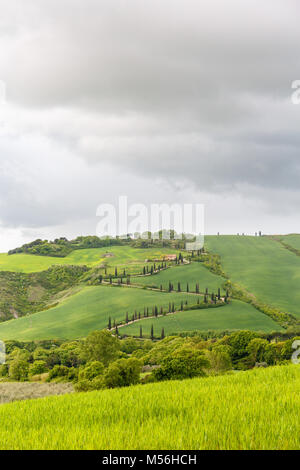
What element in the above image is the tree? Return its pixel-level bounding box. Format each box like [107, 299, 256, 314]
[9, 359, 29, 381]
[151, 325, 154, 340]
[104, 358, 142, 388]
[161, 328, 165, 339]
[154, 347, 210, 381]
[78, 361, 105, 381]
[177, 282, 181, 292]
[186, 283, 189, 292]
[108, 317, 112, 330]
[140, 326, 143, 338]
[246, 338, 269, 365]
[82, 330, 120, 366]
[29, 360, 47, 376]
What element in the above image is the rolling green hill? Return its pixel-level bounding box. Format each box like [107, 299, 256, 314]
[279, 234, 300, 251]
[0, 285, 202, 341]
[120, 299, 282, 336]
[0, 246, 180, 274]
[205, 235, 300, 319]
[0, 365, 297, 449]
[131, 261, 224, 293]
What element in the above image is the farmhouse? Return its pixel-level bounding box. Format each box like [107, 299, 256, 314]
[164, 254, 177, 261]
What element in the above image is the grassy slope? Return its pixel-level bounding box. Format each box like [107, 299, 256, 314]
[280, 234, 300, 250]
[0, 246, 180, 274]
[0, 285, 201, 341]
[121, 300, 282, 336]
[205, 235, 300, 319]
[0, 365, 298, 450]
[132, 262, 224, 293]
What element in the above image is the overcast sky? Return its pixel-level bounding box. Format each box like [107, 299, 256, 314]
[0, 0, 300, 251]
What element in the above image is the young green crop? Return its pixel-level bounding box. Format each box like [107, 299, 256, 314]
[0, 365, 298, 450]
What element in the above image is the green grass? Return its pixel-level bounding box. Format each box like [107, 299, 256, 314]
[0, 285, 201, 341]
[0, 246, 180, 274]
[280, 234, 300, 251]
[120, 299, 282, 336]
[205, 235, 300, 319]
[131, 262, 224, 293]
[0, 365, 297, 449]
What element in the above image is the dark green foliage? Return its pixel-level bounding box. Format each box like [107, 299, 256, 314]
[153, 347, 209, 381]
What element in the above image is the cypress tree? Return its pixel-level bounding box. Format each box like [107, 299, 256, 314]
[115, 267, 118, 277]
[218, 288, 221, 300]
[109, 274, 112, 284]
[151, 325, 154, 340]
[108, 317, 112, 329]
[115, 324, 119, 335]
[181, 301, 183, 311]
[178, 282, 181, 292]
[161, 328, 165, 339]
[187, 283, 189, 293]
[140, 326, 143, 338]
[126, 312, 129, 323]
[160, 284, 163, 291]
[99, 275, 103, 284]
[143, 266, 146, 275]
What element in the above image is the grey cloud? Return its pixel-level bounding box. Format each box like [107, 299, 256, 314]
[0, 0, 299, 245]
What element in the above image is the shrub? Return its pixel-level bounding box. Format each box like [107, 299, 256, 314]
[153, 347, 210, 381]
[78, 361, 104, 381]
[47, 365, 70, 382]
[9, 359, 29, 381]
[104, 358, 142, 388]
[29, 361, 47, 376]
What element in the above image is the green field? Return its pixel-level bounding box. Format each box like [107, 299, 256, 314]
[132, 262, 224, 293]
[0, 365, 297, 449]
[0, 285, 201, 341]
[0, 246, 180, 274]
[205, 235, 300, 319]
[121, 299, 282, 336]
[280, 234, 300, 251]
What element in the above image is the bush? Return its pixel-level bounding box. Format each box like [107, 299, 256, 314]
[9, 359, 29, 381]
[104, 358, 142, 388]
[78, 361, 104, 381]
[29, 361, 47, 376]
[0, 364, 9, 377]
[47, 365, 70, 382]
[153, 347, 210, 381]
